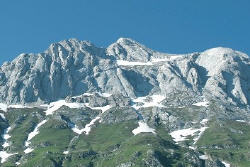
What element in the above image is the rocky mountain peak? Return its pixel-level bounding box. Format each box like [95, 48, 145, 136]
[0, 38, 249, 107]
[106, 38, 154, 62]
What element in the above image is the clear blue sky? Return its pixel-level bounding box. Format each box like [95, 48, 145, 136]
[0, 0, 250, 64]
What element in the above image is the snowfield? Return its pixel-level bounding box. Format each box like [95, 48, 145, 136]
[192, 100, 209, 107]
[85, 104, 112, 113]
[44, 100, 85, 115]
[132, 95, 165, 110]
[71, 104, 112, 135]
[2, 127, 11, 148]
[132, 121, 156, 135]
[0, 113, 6, 120]
[117, 60, 153, 66]
[0, 103, 7, 112]
[0, 127, 17, 163]
[222, 161, 230, 167]
[63, 151, 69, 155]
[170, 126, 208, 143]
[0, 151, 17, 163]
[25, 120, 48, 147]
[200, 119, 209, 125]
[0, 103, 33, 112]
[199, 155, 208, 160]
[24, 148, 34, 154]
[236, 120, 246, 123]
[72, 116, 101, 135]
[117, 56, 182, 66]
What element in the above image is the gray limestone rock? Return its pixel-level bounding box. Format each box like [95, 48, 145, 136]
[0, 38, 249, 109]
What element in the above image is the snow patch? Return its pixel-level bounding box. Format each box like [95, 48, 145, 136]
[72, 116, 101, 135]
[85, 104, 112, 113]
[222, 161, 230, 167]
[0, 103, 7, 112]
[0, 151, 17, 163]
[8, 104, 32, 109]
[2, 127, 11, 148]
[132, 95, 165, 110]
[193, 127, 208, 144]
[189, 146, 196, 150]
[24, 148, 34, 154]
[170, 128, 199, 142]
[44, 100, 85, 115]
[24, 120, 48, 154]
[199, 155, 208, 160]
[0, 113, 6, 120]
[0, 103, 34, 112]
[170, 126, 208, 143]
[151, 55, 182, 62]
[63, 151, 69, 155]
[0, 127, 17, 163]
[193, 100, 209, 107]
[200, 119, 209, 125]
[69, 103, 111, 135]
[99, 93, 112, 97]
[117, 60, 153, 66]
[117, 55, 182, 66]
[236, 120, 246, 123]
[132, 121, 156, 135]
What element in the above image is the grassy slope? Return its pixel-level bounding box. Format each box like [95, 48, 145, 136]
[196, 120, 250, 167]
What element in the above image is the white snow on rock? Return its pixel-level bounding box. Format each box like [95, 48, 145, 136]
[85, 104, 112, 113]
[200, 119, 209, 125]
[2, 142, 10, 148]
[63, 151, 69, 155]
[236, 120, 246, 123]
[0, 127, 17, 163]
[44, 100, 85, 115]
[222, 161, 230, 167]
[25, 120, 48, 148]
[193, 100, 209, 107]
[0, 151, 17, 163]
[72, 116, 101, 135]
[24, 148, 34, 154]
[193, 127, 208, 144]
[117, 60, 153, 66]
[117, 55, 182, 66]
[98, 92, 112, 97]
[82, 116, 101, 135]
[151, 55, 182, 63]
[0, 113, 6, 120]
[71, 104, 112, 135]
[170, 126, 208, 143]
[8, 104, 32, 109]
[71, 126, 83, 135]
[170, 128, 199, 142]
[2, 127, 11, 148]
[189, 146, 196, 150]
[132, 121, 156, 135]
[199, 154, 208, 160]
[0, 103, 34, 113]
[132, 95, 165, 110]
[0, 103, 7, 112]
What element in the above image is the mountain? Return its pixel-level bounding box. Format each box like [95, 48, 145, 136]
[1, 38, 249, 106]
[0, 38, 250, 167]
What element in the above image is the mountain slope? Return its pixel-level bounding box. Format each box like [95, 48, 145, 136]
[0, 38, 250, 167]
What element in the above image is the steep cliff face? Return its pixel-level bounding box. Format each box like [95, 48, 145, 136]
[0, 38, 249, 107]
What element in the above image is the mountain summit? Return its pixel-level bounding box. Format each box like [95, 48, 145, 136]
[0, 38, 249, 106]
[0, 38, 250, 166]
